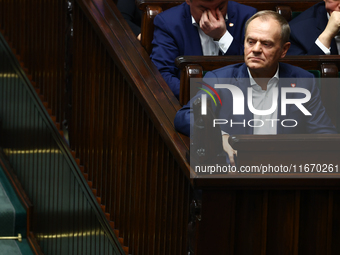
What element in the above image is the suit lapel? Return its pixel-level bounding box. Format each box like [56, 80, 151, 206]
[277, 64, 296, 134]
[316, 4, 329, 33]
[226, 2, 236, 38]
[183, 4, 203, 55]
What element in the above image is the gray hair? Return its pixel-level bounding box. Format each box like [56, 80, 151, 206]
[245, 10, 291, 45]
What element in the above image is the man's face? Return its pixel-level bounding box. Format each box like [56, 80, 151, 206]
[324, 0, 340, 15]
[185, 0, 228, 23]
[244, 17, 290, 78]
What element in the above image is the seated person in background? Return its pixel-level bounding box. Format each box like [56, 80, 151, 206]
[174, 10, 337, 165]
[117, 0, 142, 40]
[150, 0, 257, 98]
[288, 0, 340, 55]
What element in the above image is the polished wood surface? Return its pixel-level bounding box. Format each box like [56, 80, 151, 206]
[70, 2, 191, 252]
[0, 0, 66, 125]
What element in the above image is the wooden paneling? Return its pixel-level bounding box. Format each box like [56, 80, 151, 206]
[0, 0, 66, 124]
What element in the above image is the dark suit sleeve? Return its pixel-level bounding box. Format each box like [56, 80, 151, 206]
[174, 71, 221, 136]
[304, 79, 337, 133]
[174, 101, 192, 136]
[287, 4, 329, 56]
[150, 14, 181, 98]
[288, 33, 327, 55]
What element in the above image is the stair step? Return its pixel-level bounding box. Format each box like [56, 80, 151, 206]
[0, 238, 35, 255]
[0, 166, 26, 237]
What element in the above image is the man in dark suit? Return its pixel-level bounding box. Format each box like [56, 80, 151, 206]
[150, 0, 257, 98]
[174, 10, 337, 165]
[288, 1, 340, 55]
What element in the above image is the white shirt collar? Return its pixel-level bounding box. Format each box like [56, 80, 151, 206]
[247, 65, 280, 88]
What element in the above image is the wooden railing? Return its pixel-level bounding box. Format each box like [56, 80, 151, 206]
[0, 0, 191, 254]
[0, 31, 124, 255]
[0, 0, 66, 124]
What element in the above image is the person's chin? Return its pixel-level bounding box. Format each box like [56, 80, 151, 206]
[246, 62, 264, 70]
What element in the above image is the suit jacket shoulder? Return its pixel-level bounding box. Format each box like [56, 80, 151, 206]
[204, 63, 248, 79]
[152, 3, 194, 53]
[289, 2, 324, 26]
[205, 62, 314, 80]
[287, 2, 334, 55]
[278, 62, 314, 78]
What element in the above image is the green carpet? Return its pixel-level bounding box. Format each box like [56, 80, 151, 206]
[0, 180, 15, 236]
[0, 165, 34, 255]
[0, 240, 22, 255]
[0, 166, 26, 237]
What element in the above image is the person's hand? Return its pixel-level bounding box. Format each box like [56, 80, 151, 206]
[222, 134, 237, 166]
[318, 11, 340, 48]
[199, 9, 226, 41]
[137, 33, 141, 41]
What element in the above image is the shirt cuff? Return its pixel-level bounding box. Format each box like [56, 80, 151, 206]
[221, 130, 229, 136]
[215, 30, 233, 54]
[315, 38, 331, 55]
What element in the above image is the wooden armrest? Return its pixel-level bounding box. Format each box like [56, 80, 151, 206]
[141, 5, 162, 54]
[179, 64, 203, 106]
[320, 63, 339, 127]
[321, 63, 338, 78]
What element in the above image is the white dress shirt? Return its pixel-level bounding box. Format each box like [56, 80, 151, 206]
[221, 66, 280, 135]
[191, 15, 233, 56]
[247, 67, 279, 134]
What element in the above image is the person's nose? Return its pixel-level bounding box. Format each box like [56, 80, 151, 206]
[252, 41, 262, 53]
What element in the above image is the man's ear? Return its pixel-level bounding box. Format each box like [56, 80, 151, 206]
[185, 0, 191, 5]
[280, 42, 291, 58]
